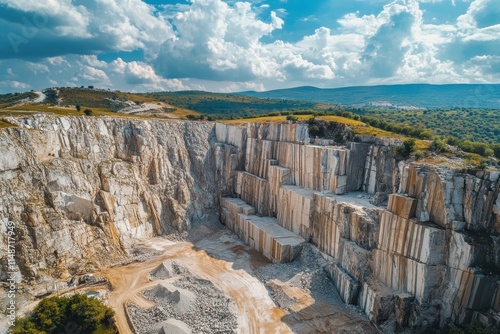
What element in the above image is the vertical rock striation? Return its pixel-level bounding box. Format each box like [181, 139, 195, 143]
[216, 121, 500, 330]
[0, 116, 222, 282]
[1, 116, 499, 331]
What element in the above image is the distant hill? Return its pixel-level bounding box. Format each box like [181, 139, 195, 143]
[238, 84, 500, 109]
[143, 91, 327, 115]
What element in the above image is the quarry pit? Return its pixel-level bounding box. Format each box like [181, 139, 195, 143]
[1, 116, 499, 333]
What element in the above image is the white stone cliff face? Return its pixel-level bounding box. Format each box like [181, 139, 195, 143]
[1, 117, 499, 331]
[0, 115, 223, 282]
[216, 122, 500, 330]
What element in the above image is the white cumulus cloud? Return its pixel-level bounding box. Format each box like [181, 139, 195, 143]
[1, 0, 499, 93]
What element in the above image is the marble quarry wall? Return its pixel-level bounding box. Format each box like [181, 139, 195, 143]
[0, 116, 224, 282]
[1, 117, 499, 331]
[216, 122, 500, 331]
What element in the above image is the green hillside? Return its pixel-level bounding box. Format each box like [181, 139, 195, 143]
[239, 84, 500, 109]
[352, 107, 500, 144]
[143, 91, 323, 116]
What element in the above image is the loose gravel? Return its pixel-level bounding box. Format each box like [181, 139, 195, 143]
[127, 274, 237, 334]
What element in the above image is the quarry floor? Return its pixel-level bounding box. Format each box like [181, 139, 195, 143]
[98, 224, 378, 334]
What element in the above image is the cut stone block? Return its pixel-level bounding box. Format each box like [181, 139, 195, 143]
[220, 197, 256, 235]
[334, 175, 348, 195]
[336, 238, 371, 283]
[378, 211, 446, 265]
[238, 214, 305, 263]
[277, 185, 314, 240]
[388, 194, 417, 219]
[358, 279, 395, 324]
[323, 256, 360, 304]
[372, 249, 445, 303]
[236, 171, 272, 216]
[245, 138, 275, 179]
[443, 267, 499, 325]
[358, 279, 414, 326]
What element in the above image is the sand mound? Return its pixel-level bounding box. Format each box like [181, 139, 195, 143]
[158, 319, 192, 334]
[150, 260, 186, 279]
[148, 284, 196, 314]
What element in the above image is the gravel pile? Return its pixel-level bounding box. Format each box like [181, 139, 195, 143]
[150, 260, 187, 280]
[255, 243, 344, 304]
[146, 283, 197, 314]
[157, 318, 192, 334]
[127, 275, 237, 334]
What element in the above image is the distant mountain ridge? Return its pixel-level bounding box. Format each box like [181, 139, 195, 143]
[238, 84, 500, 109]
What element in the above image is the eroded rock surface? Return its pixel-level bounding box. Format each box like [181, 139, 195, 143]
[0, 116, 221, 283]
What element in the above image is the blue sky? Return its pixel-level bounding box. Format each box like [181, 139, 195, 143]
[0, 0, 499, 93]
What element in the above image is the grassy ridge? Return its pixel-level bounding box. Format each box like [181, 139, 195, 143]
[57, 88, 158, 108]
[3, 104, 195, 121]
[0, 92, 37, 108]
[239, 84, 500, 109]
[143, 91, 323, 115]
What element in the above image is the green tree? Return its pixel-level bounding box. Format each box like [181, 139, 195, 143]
[67, 294, 114, 331]
[309, 125, 321, 137]
[10, 318, 45, 334]
[11, 295, 116, 334]
[395, 138, 416, 159]
[429, 139, 447, 153]
[84, 109, 93, 116]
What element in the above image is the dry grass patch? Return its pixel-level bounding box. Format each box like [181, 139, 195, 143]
[0, 120, 15, 129]
[4, 103, 202, 124]
[222, 115, 404, 139]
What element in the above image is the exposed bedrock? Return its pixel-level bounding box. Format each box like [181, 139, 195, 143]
[216, 122, 500, 330]
[1, 117, 499, 331]
[0, 116, 225, 282]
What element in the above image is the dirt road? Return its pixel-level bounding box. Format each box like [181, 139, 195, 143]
[99, 238, 290, 334]
[99, 231, 377, 334]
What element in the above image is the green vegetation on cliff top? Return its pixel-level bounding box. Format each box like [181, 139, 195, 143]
[1, 87, 498, 167]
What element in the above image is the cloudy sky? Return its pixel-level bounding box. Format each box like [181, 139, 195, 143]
[0, 0, 499, 93]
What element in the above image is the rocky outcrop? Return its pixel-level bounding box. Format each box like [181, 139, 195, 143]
[1, 116, 499, 331]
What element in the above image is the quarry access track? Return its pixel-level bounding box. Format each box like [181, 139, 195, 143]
[99, 237, 289, 334]
[98, 230, 377, 334]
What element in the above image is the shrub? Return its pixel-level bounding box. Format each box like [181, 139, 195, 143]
[84, 109, 93, 116]
[446, 136, 459, 146]
[491, 144, 500, 159]
[75, 104, 81, 112]
[395, 138, 416, 159]
[478, 159, 488, 170]
[286, 115, 298, 122]
[43, 89, 58, 105]
[415, 151, 424, 160]
[429, 139, 447, 153]
[11, 295, 117, 334]
[309, 125, 321, 137]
